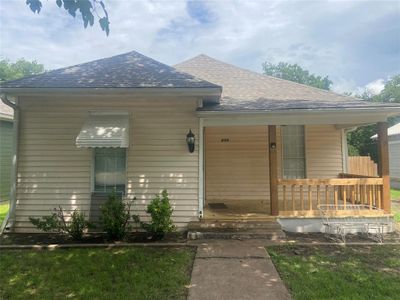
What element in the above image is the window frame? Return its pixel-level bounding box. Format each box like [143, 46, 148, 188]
[281, 125, 307, 179]
[91, 148, 128, 195]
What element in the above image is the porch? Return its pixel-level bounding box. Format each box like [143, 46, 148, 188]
[200, 121, 391, 220]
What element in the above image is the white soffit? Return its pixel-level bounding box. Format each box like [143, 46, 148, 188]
[76, 113, 129, 148]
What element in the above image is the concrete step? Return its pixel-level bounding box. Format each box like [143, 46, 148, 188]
[188, 229, 286, 240]
[187, 220, 286, 240]
[188, 220, 282, 231]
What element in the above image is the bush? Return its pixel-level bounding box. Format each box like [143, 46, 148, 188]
[100, 190, 139, 240]
[141, 189, 176, 240]
[29, 206, 92, 240]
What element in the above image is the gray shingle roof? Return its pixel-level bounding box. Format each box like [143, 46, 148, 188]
[0, 51, 220, 89]
[175, 54, 400, 111]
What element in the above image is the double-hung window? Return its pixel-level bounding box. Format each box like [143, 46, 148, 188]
[94, 148, 126, 193]
[282, 125, 306, 179]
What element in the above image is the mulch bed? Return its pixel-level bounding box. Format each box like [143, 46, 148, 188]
[0, 231, 187, 246]
[1, 230, 399, 246]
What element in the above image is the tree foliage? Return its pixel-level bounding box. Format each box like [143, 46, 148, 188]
[0, 58, 44, 82]
[26, 0, 110, 36]
[347, 75, 400, 161]
[262, 61, 332, 90]
[372, 74, 400, 103]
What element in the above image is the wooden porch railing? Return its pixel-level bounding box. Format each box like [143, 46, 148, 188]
[277, 177, 384, 215]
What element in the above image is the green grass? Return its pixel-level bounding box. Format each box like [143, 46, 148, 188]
[0, 203, 9, 225]
[0, 247, 195, 299]
[391, 188, 400, 200]
[392, 189, 400, 223]
[268, 245, 400, 300]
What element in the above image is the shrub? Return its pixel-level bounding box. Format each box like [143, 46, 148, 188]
[141, 189, 176, 240]
[100, 190, 139, 240]
[29, 206, 92, 240]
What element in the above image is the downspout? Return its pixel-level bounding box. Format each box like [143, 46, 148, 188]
[0, 94, 19, 234]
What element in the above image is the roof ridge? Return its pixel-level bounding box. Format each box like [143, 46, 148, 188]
[0, 51, 221, 89]
[176, 54, 360, 101]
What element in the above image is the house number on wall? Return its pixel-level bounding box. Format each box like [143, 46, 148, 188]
[221, 138, 230, 143]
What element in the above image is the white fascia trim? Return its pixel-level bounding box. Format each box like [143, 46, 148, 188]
[199, 108, 400, 126]
[198, 106, 400, 116]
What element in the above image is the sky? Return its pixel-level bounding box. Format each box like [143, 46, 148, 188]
[0, 0, 399, 95]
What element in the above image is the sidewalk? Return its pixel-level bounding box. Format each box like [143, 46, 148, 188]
[187, 239, 291, 300]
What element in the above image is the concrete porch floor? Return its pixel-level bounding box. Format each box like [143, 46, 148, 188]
[204, 200, 272, 220]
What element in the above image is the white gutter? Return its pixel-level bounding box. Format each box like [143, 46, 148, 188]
[0, 94, 19, 234]
[197, 106, 400, 116]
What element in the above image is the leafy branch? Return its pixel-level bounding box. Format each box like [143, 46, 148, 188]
[26, 0, 110, 36]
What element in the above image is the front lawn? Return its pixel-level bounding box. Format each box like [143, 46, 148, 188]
[391, 188, 400, 200]
[0, 247, 195, 299]
[392, 189, 400, 223]
[268, 245, 400, 300]
[0, 203, 9, 225]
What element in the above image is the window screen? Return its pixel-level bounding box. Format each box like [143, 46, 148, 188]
[282, 125, 305, 179]
[94, 148, 126, 193]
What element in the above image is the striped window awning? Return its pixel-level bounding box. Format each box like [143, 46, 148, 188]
[76, 113, 130, 148]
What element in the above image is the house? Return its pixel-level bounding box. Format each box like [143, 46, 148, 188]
[372, 122, 400, 189]
[388, 123, 400, 189]
[1, 51, 399, 233]
[0, 101, 13, 204]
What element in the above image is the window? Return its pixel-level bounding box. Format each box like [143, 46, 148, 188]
[282, 125, 305, 179]
[94, 148, 126, 193]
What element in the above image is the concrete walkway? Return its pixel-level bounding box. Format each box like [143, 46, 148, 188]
[187, 239, 291, 300]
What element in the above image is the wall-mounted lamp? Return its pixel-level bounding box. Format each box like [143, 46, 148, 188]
[270, 142, 276, 150]
[186, 129, 195, 153]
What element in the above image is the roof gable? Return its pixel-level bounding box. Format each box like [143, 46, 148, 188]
[0, 51, 220, 89]
[175, 54, 390, 111]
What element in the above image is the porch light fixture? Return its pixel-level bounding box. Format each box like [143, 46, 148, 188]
[270, 142, 277, 150]
[186, 129, 195, 153]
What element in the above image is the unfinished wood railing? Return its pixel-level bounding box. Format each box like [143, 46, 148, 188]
[277, 177, 384, 216]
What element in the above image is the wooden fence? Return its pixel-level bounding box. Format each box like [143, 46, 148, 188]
[348, 156, 378, 177]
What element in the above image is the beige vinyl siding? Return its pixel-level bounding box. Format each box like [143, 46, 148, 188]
[15, 96, 199, 232]
[389, 140, 400, 179]
[0, 120, 13, 203]
[205, 126, 270, 211]
[305, 125, 344, 178]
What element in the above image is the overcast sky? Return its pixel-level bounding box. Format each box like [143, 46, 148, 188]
[0, 0, 399, 94]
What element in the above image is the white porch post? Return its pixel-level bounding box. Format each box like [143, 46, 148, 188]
[198, 118, 204, 218]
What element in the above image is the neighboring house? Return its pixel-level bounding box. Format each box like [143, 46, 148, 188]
[0, 51, 399, 233]
[0, 101, 13, 204]
[372, 123, 400, 189]
[388, 123, 400, 189]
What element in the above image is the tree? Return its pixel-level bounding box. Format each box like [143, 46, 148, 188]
[373, 74, 400, 103]
[262, 61, 332, 90]
[26, 0, 110, 36]
[347, 75, 400, 162]
[0, 58, 44, 82]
